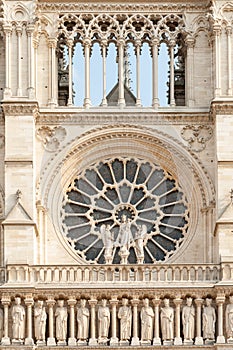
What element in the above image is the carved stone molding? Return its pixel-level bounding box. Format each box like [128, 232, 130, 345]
[211, 101, 233, 117]
[36, 126, 67, 152]
[37, 111, 212, 126]
[181, 125, 213, 152]
[37, 2, 209, 14]
[2, 102, 39, 117]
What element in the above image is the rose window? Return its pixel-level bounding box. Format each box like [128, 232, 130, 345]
[61, 157, 189, 264]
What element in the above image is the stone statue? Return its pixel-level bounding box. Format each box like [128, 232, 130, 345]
[134, 224, 147, 263]
[98, 299, 110, 342]
[100, 224, 114, 263]
[202, 298, 216, 340]
[34, 300, 47, 342]
[77, 299, 90, 341]
[160, 298, 174, 341]
[117, 215, 133, 250]
[226, 295, 233, 339]
[55, 300, 67, 342]
[12, 297, 25, 341]
[182, 297, 195, 341]
[0, 308, 3, 339]
[118, 298, 132, 341]
[140, 298, 154, 341]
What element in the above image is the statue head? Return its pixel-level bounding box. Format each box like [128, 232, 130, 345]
[15, 297, 21, 305]
[143, 298, 149, 307]
[164, 298, 170, 307]
[80, 299, 86, 307]
[122, 298, 128, 306]
[37, 300, 44, 308]
[186, 297, 192, 306]
[57, 300, 64, 307]
[101, 299, 107, 307]
[206, 298, 212, 306]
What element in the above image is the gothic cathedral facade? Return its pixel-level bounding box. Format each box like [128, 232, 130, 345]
[0, 0, 232, 348]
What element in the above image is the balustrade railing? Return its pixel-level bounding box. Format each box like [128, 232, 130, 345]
[4, 263, 223, 285]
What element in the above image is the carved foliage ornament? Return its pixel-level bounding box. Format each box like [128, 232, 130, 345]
[37, 126, 66, 152]
[181, 125, 213, 152]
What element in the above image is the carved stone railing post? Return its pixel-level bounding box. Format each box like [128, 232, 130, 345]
[88, 299, 97, 346]
[131, 298, 140, 346]
[68, 298, 77, 346]
[174, 297, 182, 345]
[110, 298, 118, 345]
[46, 298, 56, 346]
[195, 298, 203, 345]
[216, 295, 225, 344]
[152, 297, 161, 345]
[25, 296, 34, 345]
[1, 295, 11, 345]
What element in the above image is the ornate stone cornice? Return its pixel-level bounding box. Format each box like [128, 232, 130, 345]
[211, 100, 233, 117]
[37, 110, 212, 126]
[37, 2, 209, 14]
[2, 102, 39, 117]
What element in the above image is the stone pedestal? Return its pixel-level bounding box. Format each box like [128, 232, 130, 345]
[12, 339, 24, 345]
[183, 339, 193, 346]
[119, 340, 129, 346]
[217, 335, 225, 344]
[37, 340, 46, 346]
[163, 340, 173, 346]
[205, 339, 215, 345]
[77, 340, 87, 346]
[152, 337, 161, 345]
[47, 337, 56, 346]
[57, 340, 67, 346]
[131, 337, 140, 346]
[110, 337, 118, 346]
[68, 338, 77, 346]
[174, 337, 182, 345]
[25, 337, 34, 346]
[140, 340, 151, 346]
[1, 337, 11, 346]
[195, 336, 204, 345]
[89, 338, 98, 346]
[227, 337, 233, 343]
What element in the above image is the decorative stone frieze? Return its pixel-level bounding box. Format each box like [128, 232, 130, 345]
[2, 102, 39, 117]
[181, 125, 213, 152]
[36, 126, 66, 152]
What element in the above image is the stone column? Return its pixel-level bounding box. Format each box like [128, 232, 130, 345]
[195, 298, 203, 345]
[26, 24, 35, 99]
[226, 25, 232, 96]
[152, 297, 161, 345]
[110, 298, 118, 345]
[1, 296, 11, 345]
[68, 298, 77, 346]
[117, 38, 125, 108]
[67, 38, 73, 107]
[131, 298, 140, 346]
[88, 299, 97, 345]
[48, 38, 58, 107]
[213, 24, 222, 97]
[16, 25, 23, 96]
[169, 39, 176, 107]
[174, 297, 182, 345]
[3, 24, 12, 98]
[25, 297, 34, 345]
[101, 40, 107, 106]
[46, 298, 56, 345]
[135, 40, 141, 107]
[216, 295, 225, 344]
[185, 36, 195, 107]
[152, 38, 159, 109]
[84, 38, 91, 108]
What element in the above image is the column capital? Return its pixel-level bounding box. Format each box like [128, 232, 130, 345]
[151, 38, 159, 46]
[131, 298, 140, 306]
[118, 38, 125, 47]
[152, 297, 161, 306]
[216, 295, 225, 305]
[195, 298, 203, 307]
[110, 298, 118, 306]
[3, 23, 12, 33]
[169, 39, 176, 48]
[26, 24, 35, 35]
[16, 25, 23, 35]
[1, 294, 11, 305]
[83, 37, 91, 47]
[66, 37, 74, 48]
[185, 36, 195, 48]
[173, 298, 182, 306]
[88, 299, 97, 307]
[213, 24, 221, 35]
[46, 299, 56, 307]
[226, 25, 232, 35]
[48, 37, 57, 49]
[67, 299, 77, 307]
[25, 298, 34, 307]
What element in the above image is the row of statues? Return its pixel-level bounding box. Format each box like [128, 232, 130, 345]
[100, 215, 147, 264]
[2, 295, 233, 345]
